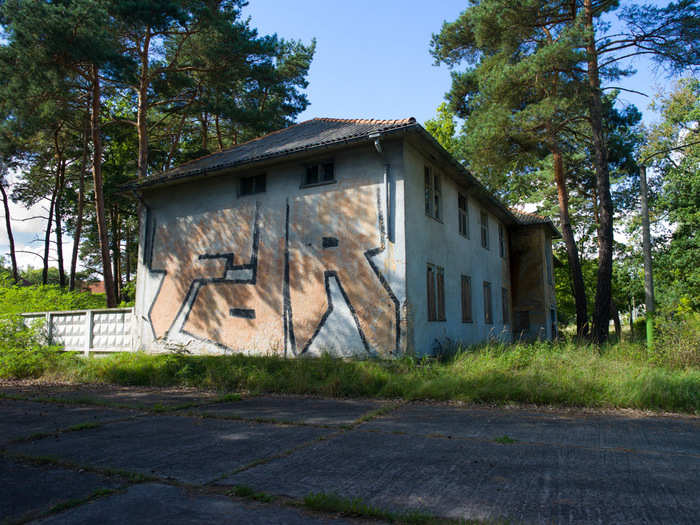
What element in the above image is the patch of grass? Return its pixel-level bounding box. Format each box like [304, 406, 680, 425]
[493, 435, 517, 444]
[2, 339, 699, 413]
[65, 422, 102, 433]
[303, 492, 438, 524]
[216, 393, 242, 403]
[230, 485, 274, 503]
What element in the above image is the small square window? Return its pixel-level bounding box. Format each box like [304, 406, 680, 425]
[322, 162, 334, 181]
[240, 174, 266, 196]
[303, 161, 335, 187]
[304, 165, 319, 186]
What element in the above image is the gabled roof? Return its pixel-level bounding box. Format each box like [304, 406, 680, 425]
[136, 118, 416, 189]
[510, 209, 561, 238]
[132, 116, 560, 237]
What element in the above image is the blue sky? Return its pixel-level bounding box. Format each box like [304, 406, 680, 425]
[243, 0, 677, 126]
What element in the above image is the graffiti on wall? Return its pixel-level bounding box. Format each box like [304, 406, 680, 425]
[145, 185, 400, 356]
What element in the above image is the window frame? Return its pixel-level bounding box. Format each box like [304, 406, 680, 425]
[239, 173, 267, 197]
[301, 160, 336, 188]
[461, 275, 472, 323]
[480, 211, 489, 249]
[424, 166, 442, 221]
[458, 193, 469, 238]
[501, 287, 509, 325]
[427, 263, 446, 322]
[483, 281, 493, 324]
[545, 241, 553, 285]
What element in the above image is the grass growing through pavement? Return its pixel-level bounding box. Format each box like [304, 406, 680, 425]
[1, 337, 698, 413]
[303, 492, 436, 524]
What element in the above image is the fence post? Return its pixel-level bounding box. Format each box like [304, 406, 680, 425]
[45, 312, 52, 345]
[84, 310, 93, 357]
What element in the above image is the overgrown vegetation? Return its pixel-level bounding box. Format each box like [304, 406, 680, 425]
[1, 318, 697, 413]
[0, 277, 106, 316]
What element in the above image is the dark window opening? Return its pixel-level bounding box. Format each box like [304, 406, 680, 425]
[502, 287, 509, 325]
[483, 281, 493, 324]
[427, 264, 445, 322]
[424, 166, 442, 220]
[240, 174, 266, 196]
[458, 193, 469, 238]
[303, 161, 335, 186]
[498, 223, 505, 258]
[461, 275, 472, 323]
[480, 211, 489, 249]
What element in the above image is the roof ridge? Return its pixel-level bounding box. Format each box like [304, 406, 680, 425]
[150, 117, 416, 176]
[311, 117, 416, 125]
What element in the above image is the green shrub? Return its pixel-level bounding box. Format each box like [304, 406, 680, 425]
[0, 315, 68, 378]
[652, 313, 700, 369]
[0, 281, 105, 316]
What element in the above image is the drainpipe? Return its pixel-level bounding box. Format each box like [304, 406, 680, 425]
[369, 132, 392, 242]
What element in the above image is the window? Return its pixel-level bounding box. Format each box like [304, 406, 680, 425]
[550, 308, 557, 338]
[461, 275, 472, 323]
[483, 281, 493, 324]
[458, 193, 469, 238]
[545, 241, 553, 284]
[480, 211, 489, 249]
[498, 224, 505, 258]
[502, 288, 509, 325]
[240, 174, 266, 196]
[424, 166, 441, 220]
[427, 264, 445, 322]
[303, 161, 334, 186]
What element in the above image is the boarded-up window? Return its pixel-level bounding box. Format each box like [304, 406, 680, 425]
[483, 281, 493, 324]
[502, 287, 509, 325]
[458, 193, 469, 238]
[436, 267, 445, 321]
[480, 211, 489, 249]
[427, 265, 436, 321]
[427, 264, 445, 322]
[461, 275, 472, 323]
[498, 223, 505, 258]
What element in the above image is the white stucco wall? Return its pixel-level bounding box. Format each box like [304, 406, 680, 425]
[402, 142, 512, 355]
[134, 140, 407, 356]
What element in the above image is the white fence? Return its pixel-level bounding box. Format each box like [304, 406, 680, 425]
[22, 308, 134, 355]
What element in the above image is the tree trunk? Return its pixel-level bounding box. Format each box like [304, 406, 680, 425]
[552, 147, 589, 338]
[585, 0, 614, 344]
[69, 120, 89, 291]
[136, 28, 151, 180]
[43, 167, 59, 285]
[125, 223, 131, 284]
[611, 298, 621, 342]
[201, 113, 208, 151]
[0, 181, 19, 282]
[215, 113, 224, 151]
[55, 158, 66, 288]
[90, 65, 117, 307]
[110, 204, 121, 301]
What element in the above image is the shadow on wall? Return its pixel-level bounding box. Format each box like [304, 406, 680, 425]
[146, 182, 399, 356]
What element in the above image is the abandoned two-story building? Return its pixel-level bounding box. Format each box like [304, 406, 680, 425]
[132, 117, 559, 357]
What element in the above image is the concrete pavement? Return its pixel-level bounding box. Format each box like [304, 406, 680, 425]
[1, 383, 698, 524]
